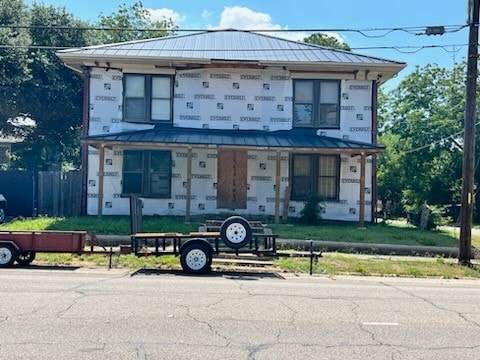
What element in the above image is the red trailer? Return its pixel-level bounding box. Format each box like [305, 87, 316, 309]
[0, 230, 86, 267]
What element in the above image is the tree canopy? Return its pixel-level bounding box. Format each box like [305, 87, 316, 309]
[95, 1, 175, 44]
[377, 63, 468, 215]
[0, 0, 174, 170]
[303, 33, 351, 51]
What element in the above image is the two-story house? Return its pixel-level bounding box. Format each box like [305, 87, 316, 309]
[57, 29, 405, 224]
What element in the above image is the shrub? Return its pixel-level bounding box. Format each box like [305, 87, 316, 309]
[300, 194, 325, 225]
[406, 204, 447, 230]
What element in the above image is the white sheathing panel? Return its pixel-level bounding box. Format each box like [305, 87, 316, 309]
[86, 149, 373, 220]
[88, 68, 153, 135]
[288, 155, 373, 222]
[85, 68, 375, 220]
[318, 80, 373, 143]
[86, 149, 292, 217]
[86, 146, 124, 215]
[174, 69, 292, 131]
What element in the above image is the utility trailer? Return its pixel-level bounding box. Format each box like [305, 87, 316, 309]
[131, 215, 320, 274]
[0, 204, 321, 274]
[0, 230, 86, 267]
[0, 230, 115, 268]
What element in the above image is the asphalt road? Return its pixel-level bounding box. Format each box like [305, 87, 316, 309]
[1, 267, 480, 359]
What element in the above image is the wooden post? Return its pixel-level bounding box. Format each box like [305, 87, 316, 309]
[359, 152, 366, 228]
[97, 145, 105, 219]
[185, 147, 192, 222]
[459, 0, 479, 265]
[274, 151, 281, 223]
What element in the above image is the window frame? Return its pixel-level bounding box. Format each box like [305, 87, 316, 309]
[123, 74, 173, 124]
[122, 150, 172, 198]
[290, 153, 340, 201]
[293, 79, 340, 129]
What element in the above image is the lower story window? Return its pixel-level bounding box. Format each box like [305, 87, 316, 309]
[122, 150, 171, 198]
[291, 154, 339, 201]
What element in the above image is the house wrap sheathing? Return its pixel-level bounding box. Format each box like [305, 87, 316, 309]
[57, 30, 405, 223]
[88, 69, 372, 221]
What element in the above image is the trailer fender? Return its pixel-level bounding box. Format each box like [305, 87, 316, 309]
[179, 239, 213, 274]
[0, 240, 20, 251]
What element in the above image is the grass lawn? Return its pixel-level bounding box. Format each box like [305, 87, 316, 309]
[0, 215, 465, 247]
[2, 215, 479, 278]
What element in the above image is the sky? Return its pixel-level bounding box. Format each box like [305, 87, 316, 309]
[25, 0, 470, 89]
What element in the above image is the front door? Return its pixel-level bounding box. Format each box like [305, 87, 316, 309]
[217, 149, 247, 209]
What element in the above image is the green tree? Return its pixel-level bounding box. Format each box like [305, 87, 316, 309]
[95, 1, 174, 44]
[2, 1, 176, 170]
[12, 3, 89, 170]
[303, 33, 351, 51]
[377, 63, 465, 215]
[0, 0, 30, 130]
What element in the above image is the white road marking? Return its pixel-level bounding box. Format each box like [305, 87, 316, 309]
[363, 322, 399, 326]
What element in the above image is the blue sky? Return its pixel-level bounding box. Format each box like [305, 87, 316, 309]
[25, 0, 469, 89]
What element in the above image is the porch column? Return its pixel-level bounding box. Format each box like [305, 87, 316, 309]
[185, 147, 193, 222]
[274, 150, 281, 223]
[359, 152, 366, 227]
[97, 144, 105, 219]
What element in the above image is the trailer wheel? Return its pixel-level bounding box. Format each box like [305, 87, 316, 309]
[220, 216, 252, 249]
[180, 241, 212, 274]
[16, 251, 36, 266]
[0, 244, 16, 267]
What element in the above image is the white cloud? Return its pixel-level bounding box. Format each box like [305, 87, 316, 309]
[147, 8, 185, 25]
[202, 9, 213, 19]
[211, 6, 346, 46]
[217, 6, 281, 30]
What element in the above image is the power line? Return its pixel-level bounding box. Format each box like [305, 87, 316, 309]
[398, 121, 480, 155]
[0, 24, 469, 37]
[0, 43, 468, 54]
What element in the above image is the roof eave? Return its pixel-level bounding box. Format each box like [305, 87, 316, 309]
[81, 138, 385, 155]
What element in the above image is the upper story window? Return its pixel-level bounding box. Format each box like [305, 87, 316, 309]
[124, 74, 172, 123]
[293, 80, 340, 128]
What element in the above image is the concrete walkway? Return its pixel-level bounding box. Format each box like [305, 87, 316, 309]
[90, 234, 471, 259]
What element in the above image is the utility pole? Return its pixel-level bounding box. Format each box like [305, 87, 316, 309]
[459, 0, 479, 265]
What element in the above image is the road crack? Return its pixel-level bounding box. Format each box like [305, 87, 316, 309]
[380, 281, 480, 330]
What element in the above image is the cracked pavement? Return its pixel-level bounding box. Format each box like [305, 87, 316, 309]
[1, 267, 480, 359]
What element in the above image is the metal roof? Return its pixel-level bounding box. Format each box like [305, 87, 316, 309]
[83, 126, 384, 154]
[57, 29, 406, 78]
[59, 30, 398, 64]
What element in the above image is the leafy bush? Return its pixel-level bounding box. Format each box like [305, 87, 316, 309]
[300, 194, 325, 225]
[406, 204, 447, 230]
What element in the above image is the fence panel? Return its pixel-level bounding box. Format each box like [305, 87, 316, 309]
[0, 171, 35, 217]
[38, 171, 82, 216]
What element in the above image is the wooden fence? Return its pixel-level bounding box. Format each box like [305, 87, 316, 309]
[37, 171, 82, 216]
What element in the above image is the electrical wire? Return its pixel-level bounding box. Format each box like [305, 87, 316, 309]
[0, 24, 469, 37]
[399, 122, 480, 155]
[0, 43, 469, 54]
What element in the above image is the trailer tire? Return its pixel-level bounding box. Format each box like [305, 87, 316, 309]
[16, 251, 36, 266]
[0, 244, 16, 267]
[180, 241, 213, 274]
[220, 216, 252, 249]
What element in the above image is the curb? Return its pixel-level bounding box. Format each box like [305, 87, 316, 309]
[90, 235, 464, 258]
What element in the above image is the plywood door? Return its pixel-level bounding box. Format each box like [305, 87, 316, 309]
[217, 149, 247, 209]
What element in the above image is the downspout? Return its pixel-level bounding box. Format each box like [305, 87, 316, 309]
[371, 80, 379, 223]
[81, 68, 91, 215]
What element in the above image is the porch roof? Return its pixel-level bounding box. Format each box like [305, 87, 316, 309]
[83, 126, 384, 155]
